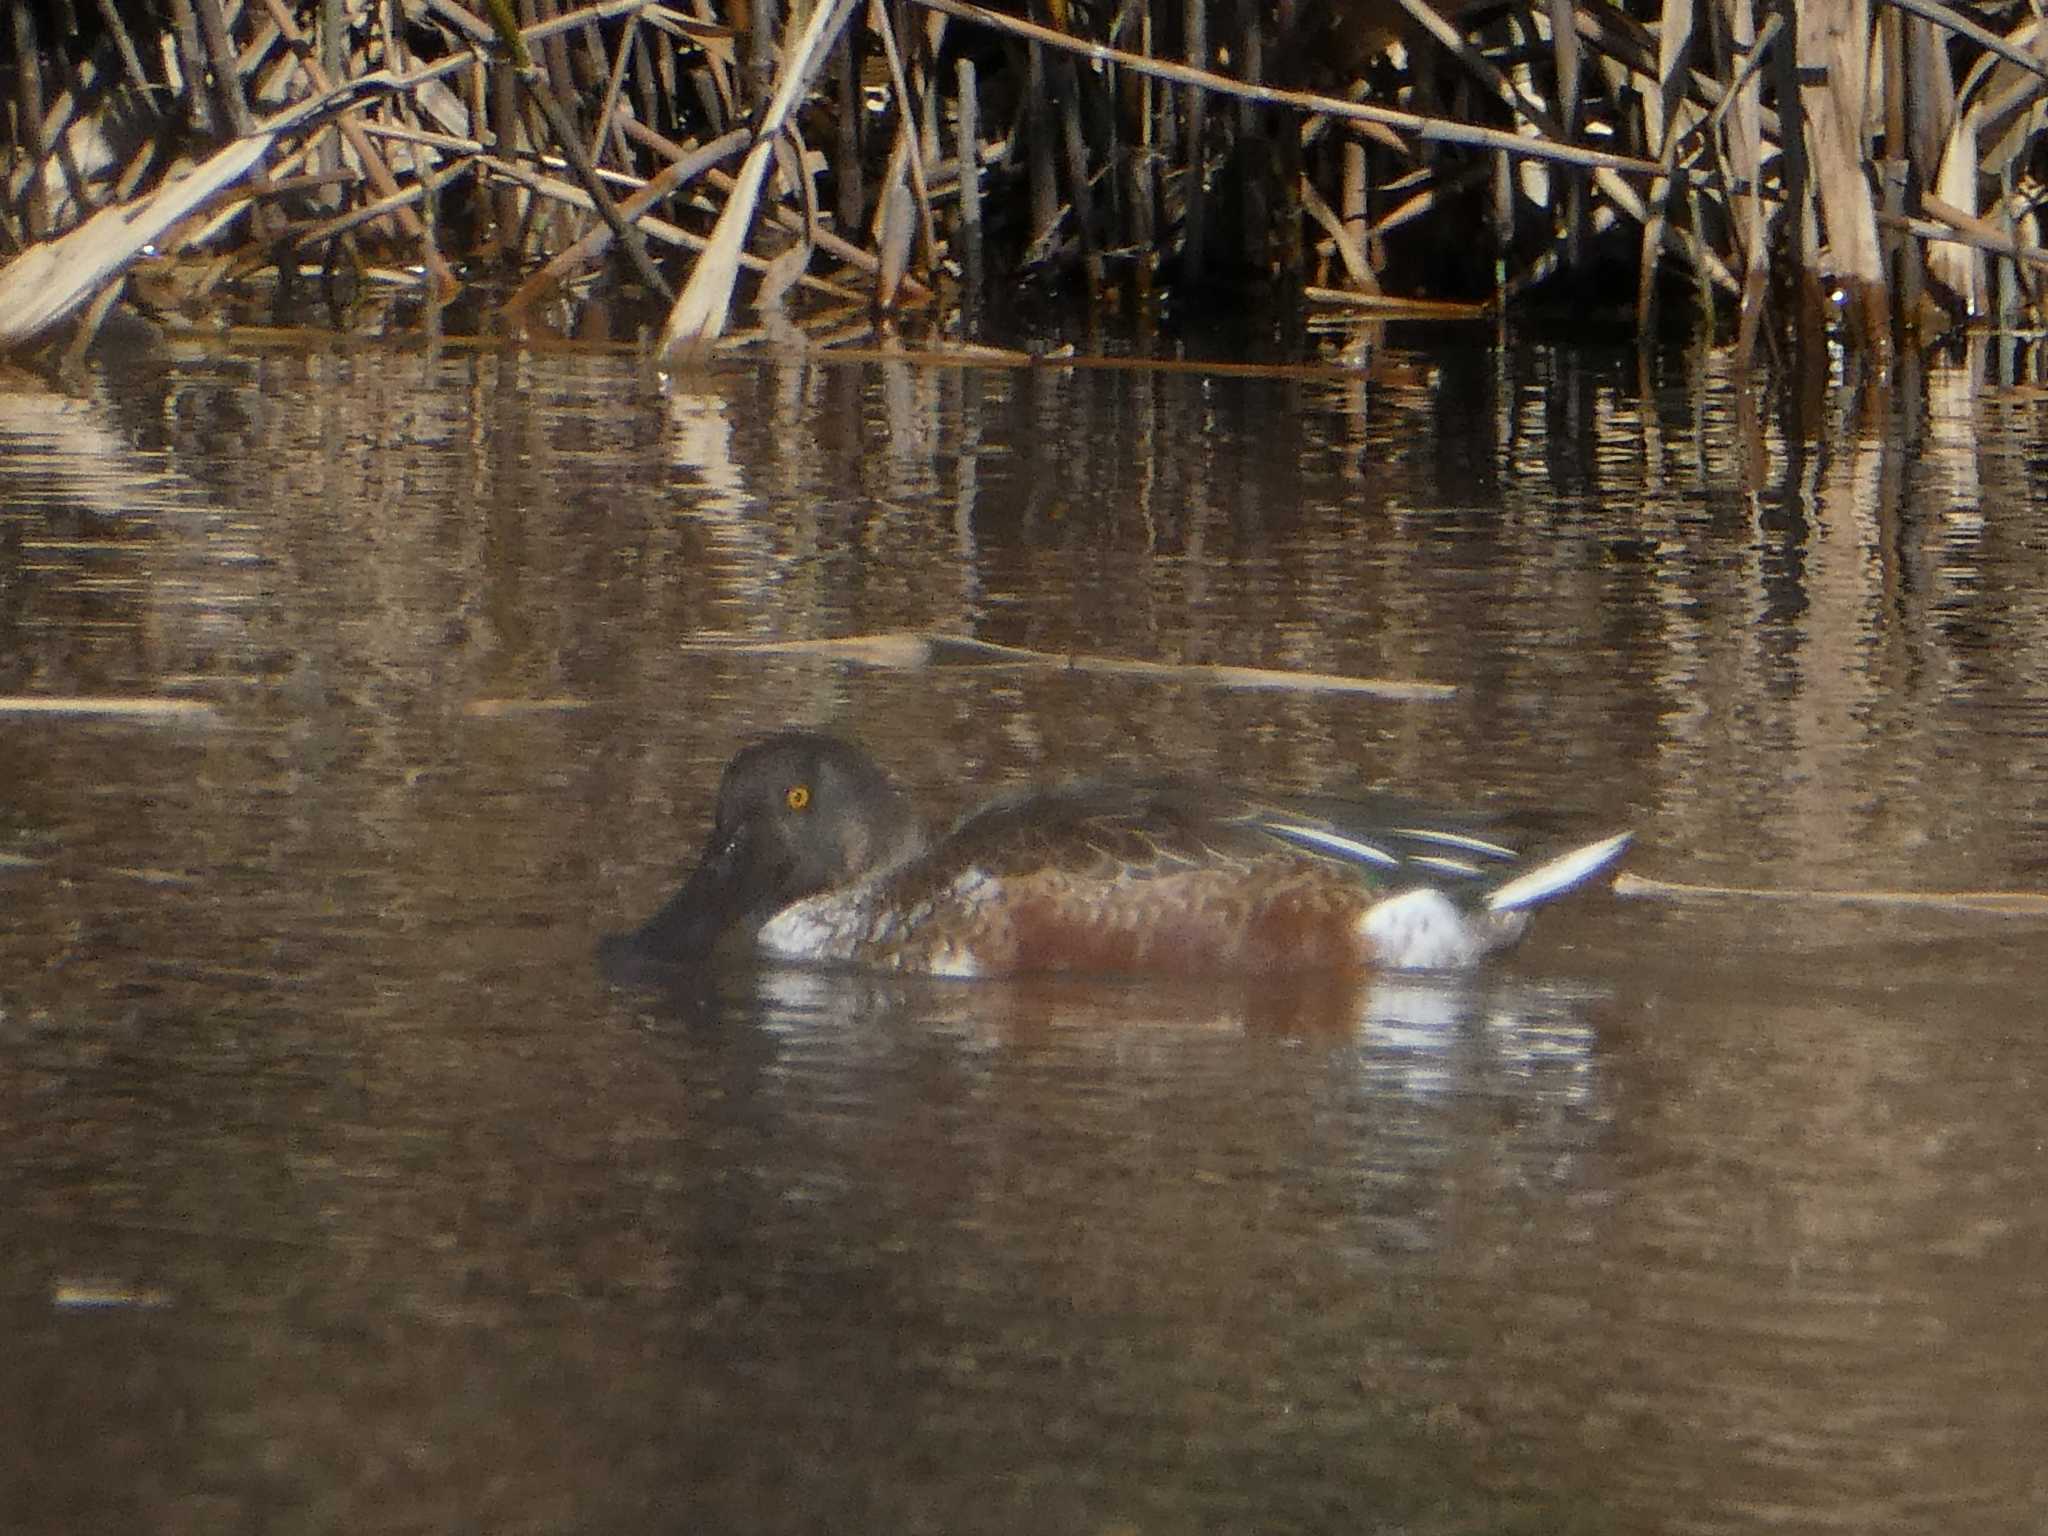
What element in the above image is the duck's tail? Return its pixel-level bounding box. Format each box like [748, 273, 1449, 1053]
[1484, 832, 1633, 914]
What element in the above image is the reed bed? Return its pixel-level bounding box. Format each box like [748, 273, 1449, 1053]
[1, 0, 2043, 366]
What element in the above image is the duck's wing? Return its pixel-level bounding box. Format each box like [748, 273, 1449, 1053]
[930, 778, 1278, 883]
[1247, 791, 1631, 908]
[926, 776, 1628, 908]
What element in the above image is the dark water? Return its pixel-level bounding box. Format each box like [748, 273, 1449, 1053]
[3, 339, 2046, 1532]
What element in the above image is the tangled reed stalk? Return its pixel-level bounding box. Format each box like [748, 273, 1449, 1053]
[1, 0, 2043, 367]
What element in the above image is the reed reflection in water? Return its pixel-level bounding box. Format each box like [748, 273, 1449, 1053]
[0, 339, 2045, 1533]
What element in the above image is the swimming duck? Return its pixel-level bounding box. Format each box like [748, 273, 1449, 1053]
[624, 730, 1630, 978]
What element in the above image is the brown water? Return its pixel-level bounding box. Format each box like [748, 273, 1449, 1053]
[3, 337, 2046, 1533]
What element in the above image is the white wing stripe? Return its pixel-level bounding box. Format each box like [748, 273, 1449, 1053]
[1386, 826, 1519, 860]
[1407, 853, 1485, 878]
[1485, 832, 1633, 912]
[1260, 821, 1402, 867]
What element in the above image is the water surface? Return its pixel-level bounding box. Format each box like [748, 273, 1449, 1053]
[3, 338, 2045, 1532]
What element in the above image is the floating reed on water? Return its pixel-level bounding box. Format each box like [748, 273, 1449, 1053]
[1, 0, 2043, 362]
[1613, 873, 2048, 915]
[675, 629, 1459, 698]
[0, 695, 219, 720]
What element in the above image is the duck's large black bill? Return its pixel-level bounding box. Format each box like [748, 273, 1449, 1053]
[624, 826, 774, 963]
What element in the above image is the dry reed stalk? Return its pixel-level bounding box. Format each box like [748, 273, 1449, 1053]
[831, 22, 863, 232]
[1022, 35, 1059, 258]
[600, 110, 938, 300]
[477, 153, 868, 305]
[1902, 15, 1955, 288]
[689, 142, 938, 300]
[289, 166, 454, 249]
[61, 278, 126, 368]
[1925, 11, 2048, 316]
[917, 10, 945, 184]
[1547, 0, 1584, 267]
[865, 0, 939, 299]
[657, 0, 860, 366]
[588, 11, 642, 167]
[1336, 116, 1374, 291]
[193, 0, 255, 136]
[1908, 194, 2048, 276]
[1797, 0, 1887, 353]
[1766, 0, 1828, 359]
[673, 631, 1459, 700]
[0, 74, 396, 344]
[18, 0, 2048, 353]
[1124, 3, 1157, 279]
[477, 0, 673, 298]
[1300, 177, 1374, 290]
[1722, 0, 1770, 367]
[249, 0, 460, 299]
[1054, 45, 1100, 290]
[91, 0, 154, 90]
[1303, 287, 1486, 319]
[12, 5, 51, 241]
[1181, 0, 1207, 280]
[462, 696, 593, 715]
[164, 0, 212, 134]
[955, 54, 982, 256]
[1614, 873, 2048, 915]
[910, 0, 1674, 180]
[0, 697, 220, 720]
[873, 138, 915, 306]
[1635, 0, 1695, 333]
[502, 123, 751, 316]
[1888, 0, 2048, 86]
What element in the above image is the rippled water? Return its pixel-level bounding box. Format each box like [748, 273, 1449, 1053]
[3, 338, 2046, 1532]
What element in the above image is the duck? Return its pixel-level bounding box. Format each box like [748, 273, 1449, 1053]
[622, 730, 1631, 979]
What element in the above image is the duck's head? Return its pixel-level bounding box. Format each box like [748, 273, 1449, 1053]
[631, 731, 924, 960]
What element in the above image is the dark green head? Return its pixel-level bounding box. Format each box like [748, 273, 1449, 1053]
[630, 732, 923, 960]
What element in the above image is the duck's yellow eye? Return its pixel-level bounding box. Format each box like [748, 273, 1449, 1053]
[785, 783, 812, 812]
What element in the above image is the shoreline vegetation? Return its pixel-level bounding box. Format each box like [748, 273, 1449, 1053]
[0, 0, 2043, 371]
